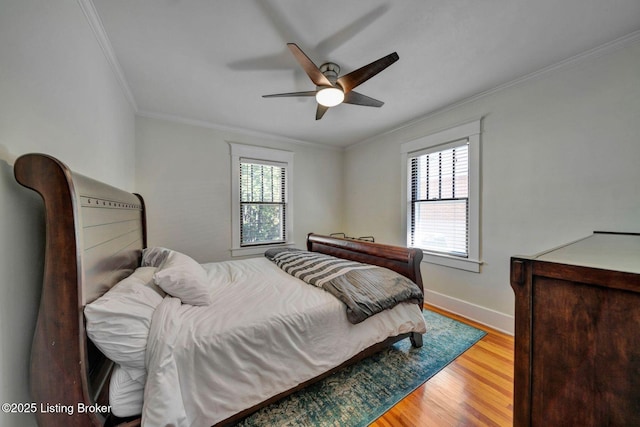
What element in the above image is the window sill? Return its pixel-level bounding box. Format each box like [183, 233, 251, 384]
[421, 251, 482, 273]
[231, 242, 296, 257]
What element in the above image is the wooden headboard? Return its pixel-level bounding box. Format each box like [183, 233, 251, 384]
[14, 153, 146, 427]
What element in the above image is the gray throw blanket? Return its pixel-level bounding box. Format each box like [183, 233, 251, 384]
[265, 248, 423, 324]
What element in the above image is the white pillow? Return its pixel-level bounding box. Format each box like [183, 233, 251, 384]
[84, 267, 162, 370]
[109, 365, 146, 417]
[153, 251, 212, 306]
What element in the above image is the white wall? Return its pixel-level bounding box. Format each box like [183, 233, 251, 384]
[135, 115, 344, 263]
[344, 40, 640, 333]
[0, 1, 136, 426]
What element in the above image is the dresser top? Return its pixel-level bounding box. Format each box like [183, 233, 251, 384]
[535, 232, 640, 274]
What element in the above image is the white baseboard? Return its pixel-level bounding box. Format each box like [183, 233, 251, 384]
[424, 289, 514, 335]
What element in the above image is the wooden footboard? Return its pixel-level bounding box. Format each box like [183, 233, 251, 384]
[307, 232, 425, 348]
[307, 232, 424, 294]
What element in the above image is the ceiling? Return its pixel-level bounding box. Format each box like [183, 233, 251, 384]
[91, 0, 640, 148]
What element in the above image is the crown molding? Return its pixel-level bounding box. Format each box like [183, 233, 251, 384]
[347, 29, 640, 151]
[136, 110, 344, 152]
[77, 0, 138, 111]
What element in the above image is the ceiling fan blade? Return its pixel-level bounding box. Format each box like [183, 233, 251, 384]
[316, 104, 329, 120]
[343, 91, 384, 107]
[262, 91, 317, 98]
[287, 43, 332, 87]
[337, 52, 399, 93]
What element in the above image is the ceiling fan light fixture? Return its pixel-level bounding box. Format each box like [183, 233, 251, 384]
[315, 87, 344, 107]
[263, 44, 398, 119]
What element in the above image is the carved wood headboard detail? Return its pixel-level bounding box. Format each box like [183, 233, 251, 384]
[14, 153, 146, 427]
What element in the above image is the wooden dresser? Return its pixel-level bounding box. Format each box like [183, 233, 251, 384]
[510, 231, 640, 426]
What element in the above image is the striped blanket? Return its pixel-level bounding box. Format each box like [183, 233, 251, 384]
[265, 248, 423, 324]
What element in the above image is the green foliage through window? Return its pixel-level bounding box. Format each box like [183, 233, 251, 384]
[240, 161, 286, 245]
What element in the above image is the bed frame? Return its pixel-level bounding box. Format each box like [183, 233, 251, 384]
[14, 152, 424, 427]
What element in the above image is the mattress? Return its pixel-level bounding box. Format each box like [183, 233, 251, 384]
[141, 257, 427, 426]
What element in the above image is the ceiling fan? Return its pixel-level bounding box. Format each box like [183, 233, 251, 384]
[263, 43, 399, 120]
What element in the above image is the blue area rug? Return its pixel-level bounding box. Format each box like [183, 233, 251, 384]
[237, 309, 486, 426]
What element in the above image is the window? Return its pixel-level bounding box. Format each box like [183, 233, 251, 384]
[401, 120, 482, 272]
[240, 160, 286, 245]
[230, 143, 294, 256]
[410, 143, 469, 256]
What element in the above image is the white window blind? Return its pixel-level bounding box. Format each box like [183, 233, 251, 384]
[239, 158, 287, 246]
[409, 141, 469, 257]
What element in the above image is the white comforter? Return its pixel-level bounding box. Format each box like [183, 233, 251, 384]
[142, 257, 426, 426]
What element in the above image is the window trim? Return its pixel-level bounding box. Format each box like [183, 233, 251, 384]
[229, 143, 294, 257]
[400, 119, 482, 272]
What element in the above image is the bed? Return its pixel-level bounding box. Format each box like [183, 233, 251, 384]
[14, 153, 426, 427]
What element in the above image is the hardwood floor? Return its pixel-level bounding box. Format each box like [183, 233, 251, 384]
[372, 305, 514, 427]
